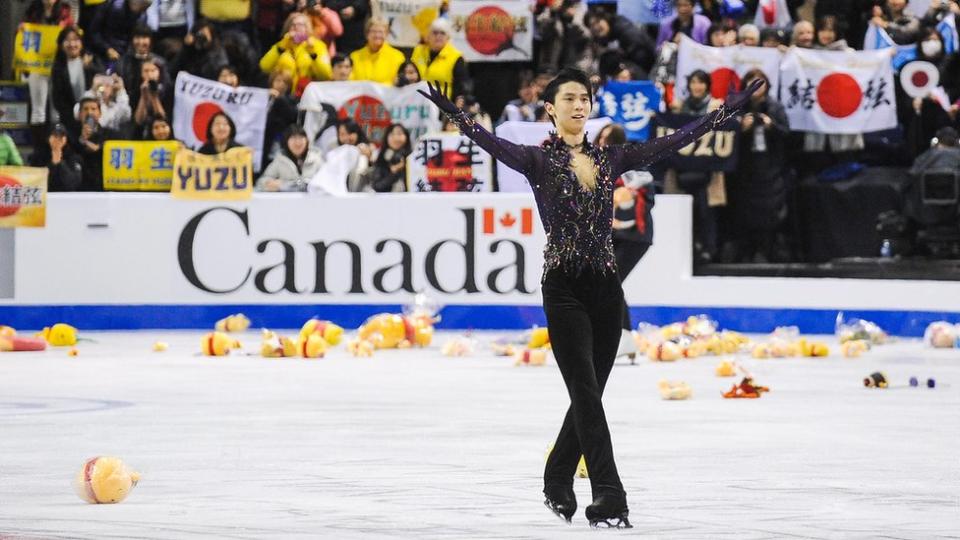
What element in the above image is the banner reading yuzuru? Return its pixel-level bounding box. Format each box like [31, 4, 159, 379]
[103, 141, 180, 191]
[780, 48, 897, 134]
[13, 23, 61, 76]
[299, 81, 441, 147]
[170, 147, 254, 201]
[0, 167, 47, 228]
[448, 0, 533, 62]
[407, 133, 493, 192]
[173, 72, 271, 170]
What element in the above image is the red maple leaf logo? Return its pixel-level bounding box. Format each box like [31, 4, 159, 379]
[500, 212, 516, 228]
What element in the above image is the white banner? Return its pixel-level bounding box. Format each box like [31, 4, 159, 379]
[173, 72, 271, 170]
[493, 118, 610, 193]
[754, 0, 792, 28]
[372, 0, 442, 48]
[448, 0, 533, 62]
[780, 48, 897, 134]
[299, 81, 441, 149]
[407, 133, 493, 192]
[675, 35, 782, 101]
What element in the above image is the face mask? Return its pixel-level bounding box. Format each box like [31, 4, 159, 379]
[921, 40, 942, 57]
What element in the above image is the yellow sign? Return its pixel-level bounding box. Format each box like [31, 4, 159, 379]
[13, 24, 61, 76]
[0, 167, 47, 228]
[171, 147, 254, 201]
[103, 141, 180, 191]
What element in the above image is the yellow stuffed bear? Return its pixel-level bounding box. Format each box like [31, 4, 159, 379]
[260, 329, 298, 358]
[37, 323, 78, 346]
[73, 456, 140, 504]
[215, 313, 251, 333]
[201, 332, 240, 356]
[357, 313, 435, 349]
[297, 332, 328, 358]
[647, 341, 682, 361]
[527, 327, 551, 349]
[515, 348, 548, 366]
[300, 319, 344, 346]
[658, 379, 692, 400]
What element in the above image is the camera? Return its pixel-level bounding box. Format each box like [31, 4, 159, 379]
[148, 79, 159, 92]
[193, 29, 208, 48]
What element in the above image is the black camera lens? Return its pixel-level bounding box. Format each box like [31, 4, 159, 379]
[148, 80, 159, 92]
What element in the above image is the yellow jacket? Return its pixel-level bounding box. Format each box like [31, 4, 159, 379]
[349, 43, 406, 85]
[411, 42, 462, 97]
[260, 36, 332, 93]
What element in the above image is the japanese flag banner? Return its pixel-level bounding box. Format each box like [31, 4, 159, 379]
[754, 0, 792, 28]
[448, 0, 533, 62]
[675, 35, 782, 101]
[173, 72, 270, 170]
[779, 48, 897, 135]
[597, 81, 660, 142]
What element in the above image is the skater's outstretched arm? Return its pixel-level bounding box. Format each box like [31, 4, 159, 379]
[418, 82, 537, 176]
[612, 79, 764, 175]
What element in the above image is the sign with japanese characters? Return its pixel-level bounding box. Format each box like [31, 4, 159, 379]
[170, 147, 254, 201]
[407, 133, 493, 192]
[675, 35, 783, 101]
[780, 48, 896, 134]
[300, 81, 441, 149]
[0, 167, 46, 228]
[597, 81, 660, 142]
[651, 114, 740, 172]
[13, 23, 60, 76]
[448, 0, 533, 62]
[102, 141, 180, 191]
[372, 0, 442, 48]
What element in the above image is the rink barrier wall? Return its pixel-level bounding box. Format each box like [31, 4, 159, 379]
[1, 304, 957, 337]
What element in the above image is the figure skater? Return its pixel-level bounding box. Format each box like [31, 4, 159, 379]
[418, 70, 761, 528]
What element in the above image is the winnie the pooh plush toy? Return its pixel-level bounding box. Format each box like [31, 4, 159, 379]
[260, 329, 298, 358]
[300, 319, 344, 346]
[357, 313, 435, 349]
[37, 323, 78, 346]
[297, 331, 328, 358]
[215, 313, 251, 333]
[658, 379, 692, 400]
[73, 456, 140, 504]
[201, 332, 241, 356]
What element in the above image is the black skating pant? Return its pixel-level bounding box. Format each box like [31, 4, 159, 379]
[614, 240, 650, 331]
[542, 268, 624, 498]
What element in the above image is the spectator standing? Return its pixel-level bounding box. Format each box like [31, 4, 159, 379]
[83, 73, 132, 134]
[23, 0, 75, 146]
[29, 123, 83, 191]
[326, 0, 369, 54]
[119, 24, 168, 111]
[410, 18, 470, 98]
[349, 18, 407, 85]
[656, 0, 712, 48]
[133, 58, 173, 137]
[588, 10, 656, 78]
[87, 0, 153, 66]
[171, 18, 230, 81]
[259, 12, 333, 97]
[306, 1, 344, 57]
[145, 0, 196, 59]
[871, 0, 922, 45]
[536, 0, 591, 74]
[51, 26, 103, 139]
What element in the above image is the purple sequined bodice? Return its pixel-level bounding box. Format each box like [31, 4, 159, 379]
[446, 106, 735, 280]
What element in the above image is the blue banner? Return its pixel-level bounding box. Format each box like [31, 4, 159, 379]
[597, 81, 661, 142]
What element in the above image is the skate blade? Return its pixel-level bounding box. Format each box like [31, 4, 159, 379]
[589, 515, 632, 529]
[543, 500, 573, 524]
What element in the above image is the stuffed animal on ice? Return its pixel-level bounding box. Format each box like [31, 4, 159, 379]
[346, 338, 375, 357]
[515, 348, 548, 366]
[490, 341, 518, 357]
[73, 456, 140, 504]
[751, 340, 798, 359]
[647, 340, 682, 361]
[0, 326, 47, 352]
[836, 315, 889, 344]
[215, 313, 251, 333]
[924, 321, 958, 348]
[36, 323, 78, 346]
[715, 360, 736, 377]
[797, 339, 830, 357]
[201, 332, 241, 356]
[260, 329, 298, 358]
[442, 336, 476, 357]
[658, 379, 692, 400]
[357, 313, 435, 349]
[841, 339, 870, 358]
[722, 377, 770, 399]
[299, 319, 345, 346]
[297, 332, 328, 358]
[863, 371, 888, 388]
[526, 327, 551, 349]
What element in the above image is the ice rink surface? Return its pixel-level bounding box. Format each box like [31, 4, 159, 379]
[1, 330, 958, 540]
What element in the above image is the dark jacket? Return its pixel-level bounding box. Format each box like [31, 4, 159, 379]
[731, 98, 791, 230]
[172, 42, 230, 82]
[366, 147, 410, 192]
[75, 125, 119, 192]
[199, 140, 243, 155]
[604, 15, 655, 75]
[30, 145, 83, 192]
[50, 56, 103, 136]
[325, 0, 369, 54]
[87, 0, 148, 60]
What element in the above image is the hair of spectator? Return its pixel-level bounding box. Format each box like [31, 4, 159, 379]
[205, 112, 237, 142]
[791, 20, 814, 45]
[338, 119, 368, 144]
[739, 24, 760, 41]
[815, 15, 842, 40]
[283, 125, 310, 157]
[916, 25, 944, 58]
[378, 123, 411, 157]
[594, 124, 626, 146]
[935, 127, 959, 147]
[396, 61, 421, 84]
[54, 25, 83, 62]
[78, 96, 100, 111]
[132, 23, 153, 39]
[687, 69, 711, 93]
[192, 18, 218, 40]
[282, 11, 314, 35]
[147, 116, 170, 140]
[331, 53, 352, 67]
[541, 68, 594, 107]
[364, 17, 390, 35]
[218, 65, 238, 78]
[268, 69, 294, 90]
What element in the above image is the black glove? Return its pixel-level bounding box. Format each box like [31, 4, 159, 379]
[416, 81, 460, 115]
[724, 78, 765, 112]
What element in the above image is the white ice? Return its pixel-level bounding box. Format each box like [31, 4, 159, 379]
[1, 330, 958, 539]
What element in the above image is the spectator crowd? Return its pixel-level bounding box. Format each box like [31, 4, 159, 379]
[2, 0, 959, 263]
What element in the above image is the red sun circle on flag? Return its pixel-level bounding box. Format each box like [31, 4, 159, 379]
[464, 6, 515, 56]
[816, 73, 862, 118]
[0, 175, 23, 218]
[426, 150, 474, 191]
[709, 68, 741, 99]
[911, 71, 929, 87]
[338, 95, 392, 144]
[192, 102, 225, 142]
